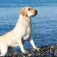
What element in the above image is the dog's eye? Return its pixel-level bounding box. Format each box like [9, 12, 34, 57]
[28, 8, 31, 10]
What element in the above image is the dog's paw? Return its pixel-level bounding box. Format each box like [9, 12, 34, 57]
[22, 51, 28, 54]
[35, 48, 40, 51]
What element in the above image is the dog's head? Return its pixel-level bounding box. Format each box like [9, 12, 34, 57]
[20, 7, 37, 17]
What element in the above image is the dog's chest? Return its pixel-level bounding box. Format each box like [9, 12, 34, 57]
[23, 26, 31, 40]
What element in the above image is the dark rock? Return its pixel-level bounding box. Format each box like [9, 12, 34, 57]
[4, 44, 57, 57]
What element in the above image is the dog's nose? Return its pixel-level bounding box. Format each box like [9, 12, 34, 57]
[35, 10, 37, 15]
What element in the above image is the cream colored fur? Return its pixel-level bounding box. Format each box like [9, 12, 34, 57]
[0, 7, 40, 56]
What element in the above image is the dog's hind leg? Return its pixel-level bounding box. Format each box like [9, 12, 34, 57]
[0, 43, 8, 56]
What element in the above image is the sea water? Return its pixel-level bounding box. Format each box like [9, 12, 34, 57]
[0, 6, 57, 51]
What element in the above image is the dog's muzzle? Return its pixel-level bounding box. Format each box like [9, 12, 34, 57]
[35, 10, 37, 15]
[32, 10, 37, 17]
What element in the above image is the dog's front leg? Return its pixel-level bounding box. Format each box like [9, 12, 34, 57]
[17, 39, 26, 53]
[29, 38, 40, 51]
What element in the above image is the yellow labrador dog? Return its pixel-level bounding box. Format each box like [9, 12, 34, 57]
[0, 7, 40, 56]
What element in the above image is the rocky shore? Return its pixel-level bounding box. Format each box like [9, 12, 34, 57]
[4, 44, 57, 57]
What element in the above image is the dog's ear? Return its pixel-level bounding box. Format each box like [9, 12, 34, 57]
[20, 9, 26, 16]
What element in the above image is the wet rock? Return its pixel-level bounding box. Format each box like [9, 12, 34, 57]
[4, 44, 57, 57]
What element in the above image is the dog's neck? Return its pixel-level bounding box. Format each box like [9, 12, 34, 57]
[19, 15, 30, 23]
[14, 15, 31, 29]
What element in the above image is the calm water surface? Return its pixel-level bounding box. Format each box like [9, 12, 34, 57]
[0, 6, 57, 50]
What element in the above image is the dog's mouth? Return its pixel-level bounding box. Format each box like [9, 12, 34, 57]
[34, 10, 37, 16]
[35, 10, 37, 15]
[32, 10, 37, 17]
